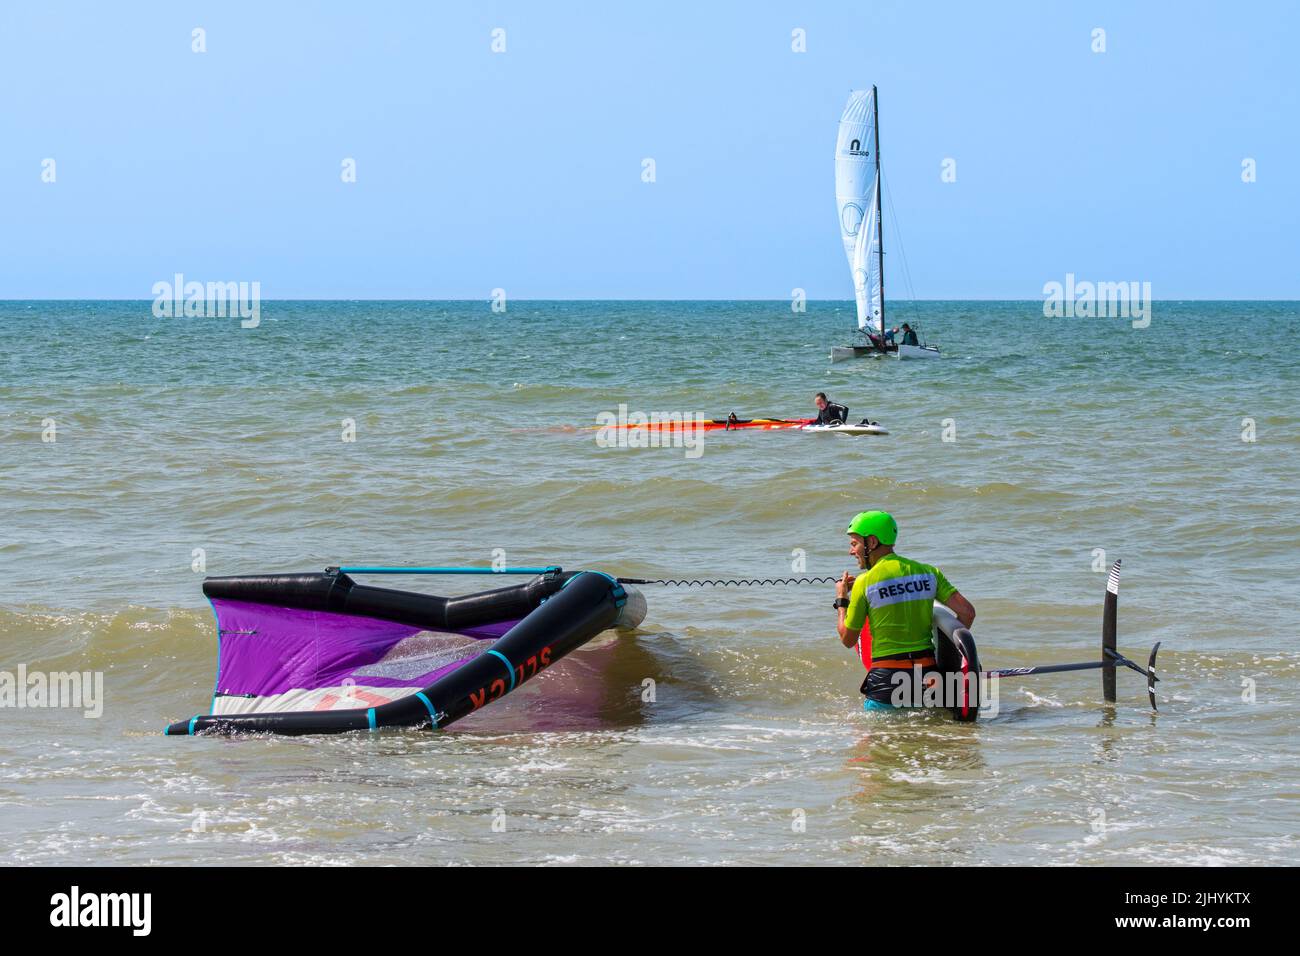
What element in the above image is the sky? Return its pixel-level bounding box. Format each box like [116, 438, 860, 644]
[1, 1, 1296, 299]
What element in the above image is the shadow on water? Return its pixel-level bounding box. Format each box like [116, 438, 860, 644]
[396, 628, 726, 736]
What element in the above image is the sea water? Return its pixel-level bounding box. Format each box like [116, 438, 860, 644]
[1, 299, 1297, 865]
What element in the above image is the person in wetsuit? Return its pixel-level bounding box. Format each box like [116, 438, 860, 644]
[900, 323, 919, 347]
[813, 392, 849, 425]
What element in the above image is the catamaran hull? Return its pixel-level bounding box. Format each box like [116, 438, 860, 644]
[831, 345, 886, 362]
[897, 344, 941, 360]
[832, 343, 939, 361]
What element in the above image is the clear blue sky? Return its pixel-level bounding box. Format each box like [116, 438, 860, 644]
[1, 1, 1295, 299]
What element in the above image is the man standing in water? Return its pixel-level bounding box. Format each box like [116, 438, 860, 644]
[832, 511, 976, 710]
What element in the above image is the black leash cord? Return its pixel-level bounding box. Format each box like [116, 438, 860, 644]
[617, 576, 839, 587]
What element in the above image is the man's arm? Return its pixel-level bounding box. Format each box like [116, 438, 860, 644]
[945, 590, 975, 628]
[835, 571, 861, 646]
[837, 614, 861, 647]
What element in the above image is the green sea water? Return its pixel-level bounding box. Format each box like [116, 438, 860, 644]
[1, 299, 1297, 865]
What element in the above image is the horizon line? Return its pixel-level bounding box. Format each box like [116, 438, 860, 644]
[2, 297, 1297, 304]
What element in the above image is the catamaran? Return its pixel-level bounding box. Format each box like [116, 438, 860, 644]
[832, 87, 940, 362]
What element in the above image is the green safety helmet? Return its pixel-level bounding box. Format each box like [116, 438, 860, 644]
[846, 510, 898, 546]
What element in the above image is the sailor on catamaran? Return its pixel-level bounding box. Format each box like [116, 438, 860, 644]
[813, 393, 849, 425]
[833, 511, 977, 710]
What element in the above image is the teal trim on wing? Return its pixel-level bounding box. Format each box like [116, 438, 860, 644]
[205, 596, 222, 714]
[485, 649, 516, 690]
[562, 570, 626, 607]
[188, 716, 199, 735]
[367, 708, 377, 730]
[414, 692, 439, 728]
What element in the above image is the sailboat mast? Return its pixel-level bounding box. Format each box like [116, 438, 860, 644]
[873, 85, 885, 339]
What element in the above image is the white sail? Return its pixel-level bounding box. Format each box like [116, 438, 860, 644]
[851, 176, 883, 334]
[835, 89, 883, 333]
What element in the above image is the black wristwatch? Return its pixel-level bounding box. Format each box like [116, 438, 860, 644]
[833, 598, 849, 610]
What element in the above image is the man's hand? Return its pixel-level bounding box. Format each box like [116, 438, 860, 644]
[836, 571, 855, 600]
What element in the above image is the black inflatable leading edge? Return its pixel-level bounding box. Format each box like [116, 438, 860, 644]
[200, 568, 567, 632]
[166, 570, 632, 737]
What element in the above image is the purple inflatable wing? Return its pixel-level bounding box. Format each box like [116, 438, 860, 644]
[208, 598, 515, 716]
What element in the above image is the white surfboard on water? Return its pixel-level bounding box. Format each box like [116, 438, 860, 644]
[800, 422, 889, 436]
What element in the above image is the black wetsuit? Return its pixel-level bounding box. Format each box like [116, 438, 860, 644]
[859, 650, 943, 705]
[814, 402, 849, 425]
[901, 329, 919, 346]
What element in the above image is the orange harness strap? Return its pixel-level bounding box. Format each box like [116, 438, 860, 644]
[870, 656, 937, 669]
